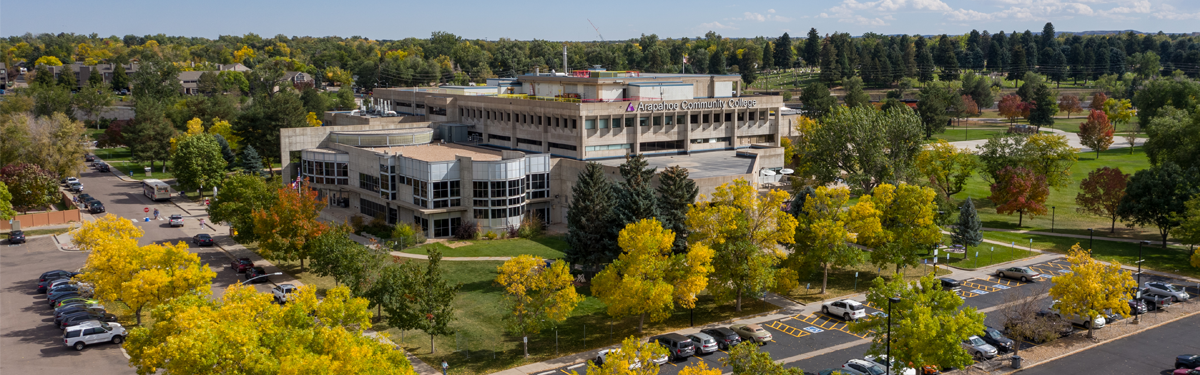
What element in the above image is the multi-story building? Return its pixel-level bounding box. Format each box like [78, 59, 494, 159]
[281, 69, 788, 239]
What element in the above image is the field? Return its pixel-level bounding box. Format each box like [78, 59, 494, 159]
[981, 231, 1199, 279]
[778, 260, 952, 304]
[402, 236, 568, 259]
[950, 147, 1157, 241]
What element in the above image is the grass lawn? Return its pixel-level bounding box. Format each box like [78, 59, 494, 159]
[951, 147, 1158, 241]
[93, 147, 132, 162]
[927, 234, 1039, 270]
[402, 236, 568, 259]
[85, 128, 105, 142]
[778, 261, 952, 304]
[930, 128, 1049, 143]
[107, 160, 176, 181]
[982, 231, 1200, 279]
[3, 227, 73, 236]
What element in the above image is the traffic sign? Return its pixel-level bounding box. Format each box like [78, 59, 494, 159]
[144, 207, 149, 213]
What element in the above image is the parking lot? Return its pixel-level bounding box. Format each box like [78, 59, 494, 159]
[541, 258, 1200, 375]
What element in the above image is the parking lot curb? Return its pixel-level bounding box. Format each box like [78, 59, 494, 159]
[996, 307, 1200, 374]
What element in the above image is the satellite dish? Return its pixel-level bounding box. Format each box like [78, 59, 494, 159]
[780, 168, 794, 175]
[761, 169, 777, 176]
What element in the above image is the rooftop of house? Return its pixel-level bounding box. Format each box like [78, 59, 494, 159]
[380, 143, 504, 162]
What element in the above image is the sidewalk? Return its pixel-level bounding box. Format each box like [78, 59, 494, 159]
[980, 227, 1181, 247]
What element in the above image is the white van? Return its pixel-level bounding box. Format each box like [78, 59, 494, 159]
[63, 320, 126, 350]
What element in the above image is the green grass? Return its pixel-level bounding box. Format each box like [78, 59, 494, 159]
[402, 236, 568, 259]
[85, 128, 105, 142]
[926, 234, 1039, 270]
[930, 128, 1040, 143]
[107, 160, 176, 181]
[2, 227, 72, 236]
[93, 147, 132, 162]
[951, 147, 1158, 241]
[779, 261, 952, 304]
[981, 231, 1199, 279]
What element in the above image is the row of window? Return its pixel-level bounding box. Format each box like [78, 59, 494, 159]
[583, 111, 769, 130]
[303, 161, 349, 177]
[517, 138, 542, 146]
[585, 143, 631, 152]
[461, 108, 578, 129]
[472, 196, 526, 207]
[359, 173, 380, 192]
[360, 198, 388, 220]
[474, 206, 526, 219]
[691, 137, 732, 144]
[306, 176, 349, 185]
[433, 217, 462, 238]
[548, 142, 577, 151]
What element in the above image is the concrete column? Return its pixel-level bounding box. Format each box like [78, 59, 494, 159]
[683, 109, 692, 154]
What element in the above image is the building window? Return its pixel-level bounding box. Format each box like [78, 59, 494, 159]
[664, 115, 673, 125]
[703, 114, 711, 123]
[509, 207, 522, 217]
[432, 181, 460, 208]
[613, 118, 623, 128]
[508, 179, 522, 196]
[413, 180, 428, 208]
[548, 142, 577, 151]
[360, 198, 387, 220]
[491, 181, 506, 198]
[690, 114, 699, 124]
[489, 134, 510, 142]
[517, 138, 543, 146]
[538, 116, 543, 125]
[491, 208, 507, 218]
[598, 118, 608, 129]
[677, 115, 686, 125]
[640, 140, 685, 152]
[474, 199, 489, 207]
[585, 119, 595, 129]
[474, 209, 489, 219]
[584, 143, 632, 152]
[492, 199, 506, 207]
[473, 181, 488, 198]
[359, 173, 380, 192]
[571, 119, 577, 129]
[506, 113, 511, 121]
[654, 116, 663, 126]
[737, 112, 745, 122]
[690, 137, 732, 144]
[413, 216, 429, 232]
[725, 113, 733, 122]
[748, 111, 756, 121]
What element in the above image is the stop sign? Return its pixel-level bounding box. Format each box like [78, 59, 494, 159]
[144, 207, 149, 213]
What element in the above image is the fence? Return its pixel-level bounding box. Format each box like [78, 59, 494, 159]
[1, 209, 81, 230]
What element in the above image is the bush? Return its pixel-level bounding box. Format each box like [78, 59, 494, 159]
[454, 220, 478, 240]
[506, 225, 519, 239]
[360, 216, 393, 239]
[484, 230, 498, 240]
[516, 215, 544, 238]
[349, 216, 365, 232]
[782, 91, 793, 102]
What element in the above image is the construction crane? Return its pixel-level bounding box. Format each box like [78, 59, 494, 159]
[588, 19, 604, 42]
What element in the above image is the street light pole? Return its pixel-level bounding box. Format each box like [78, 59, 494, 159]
[1088, 228, 1094, 250]
[1136, 240, 1149, 322]
[887, 297, 901, 375]
[1051, 206, 1055, 233]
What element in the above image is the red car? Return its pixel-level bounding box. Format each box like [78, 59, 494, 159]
[230, 258, 253, 273]
[1174, 368, 1200, 375]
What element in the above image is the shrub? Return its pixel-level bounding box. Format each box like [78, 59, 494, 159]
[516, 215, 544, 238]
[506, 225, 519, 239]
[782, 91, 793, 102]
[454, 220, 478, 240]
[484, 230, 498, 240]
[349, 215, 365, 232]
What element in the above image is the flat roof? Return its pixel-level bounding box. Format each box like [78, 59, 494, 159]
[596, 150, 754, 179]
[382, 143, 504, 162]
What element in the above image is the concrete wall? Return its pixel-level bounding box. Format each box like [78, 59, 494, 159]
[279, 122, 433, 184]
[323, 112, 427, 126]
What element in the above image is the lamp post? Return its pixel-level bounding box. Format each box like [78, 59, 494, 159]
[887, 296, 902, 375]
[1088, 228, 1094, 250]
[1051, 206, 1055, 233]
[1136, 240, 1150, 322]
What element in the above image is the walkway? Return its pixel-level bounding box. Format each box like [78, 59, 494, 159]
[946, 122, 1146, 153]
[980, 227, 1179, 247]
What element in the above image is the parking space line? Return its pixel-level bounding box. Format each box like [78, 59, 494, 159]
[963, 279, 1004, 292]
[957, 289, 979, 298]
[981, 276, 1025, 287]
[765, 320, 810, 338]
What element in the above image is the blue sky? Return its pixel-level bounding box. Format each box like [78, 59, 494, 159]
[4, 0, 1199, 41]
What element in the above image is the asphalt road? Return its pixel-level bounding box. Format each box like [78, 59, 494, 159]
[1016, 312, 1200, 375]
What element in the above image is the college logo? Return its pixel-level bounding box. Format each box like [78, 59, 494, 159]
[626, 103, 635, 112]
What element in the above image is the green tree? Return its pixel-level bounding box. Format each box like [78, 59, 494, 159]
[1170, 195, 1200, 251]
[976, 134, 1077, 189]
[123, 99, 175, 169]
[0, 163, 58, 213]
[819, 39, 840, 84]
[130, 59, 182, 101]
[32, 65, 56, 87]
[197, 71, 220, 96]
[1027, 83, 1058, 130]
[916, 82, 960, 138]
[0, 181, 14, 220]
[212, 134, 236, 167]
[803, 106, 924, 194]
[29, 83, 74, 118]
[238, 145, 265, 176]
[110, 64, 129, 92]
[916, 139, 979, 200]
[1008, 46, 1029, 84]
[849, 274, 986, 370]
[235, 91, 306, 169]
[57, 66, 77, 89]
[171, 133, 227, 192]
[775, 32, 794, 69]
[721, 341, 804, 375]
[1143, 106, 1200, 171]
[792, 186, 882, 293]
[336, 86, 356, 110]
[566, 162, 618, 265]
[804, 28, 821, 66]
[379, 247, 461, 354]
[73, 82, 114, 128]
[799, 82, 837, 120]
[861, 183, 941, 273]
[656, 165, 698, 254]
[1117, 163, 1200, 247]
[209, 174, 275, 242]
[843, 76, 870, 108]
[952, 197, 983, 250]
[612, 154, 658, 232]
[301, 87, 329, 115]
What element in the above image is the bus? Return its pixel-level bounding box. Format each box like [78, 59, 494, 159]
[143, 179, 172, 201]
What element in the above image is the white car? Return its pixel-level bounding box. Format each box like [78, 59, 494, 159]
[960, 335, 998, 360]
[63, 320, 126, 351]
[272, 284, 298, 304]
[594, 348, 666, 369]
[823, 299, 868, 321]
[65, 177, 80, 185]
[841, 358, 887, 375]
[1050, 300, 1106, 329]
[865, 354, 916, 375]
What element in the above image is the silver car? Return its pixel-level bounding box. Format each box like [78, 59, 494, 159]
[996, 266, 1041, 282]
[686, 333, 719, 354]
[961, 335, 998, 360]
[1143, 281, 1190, 302]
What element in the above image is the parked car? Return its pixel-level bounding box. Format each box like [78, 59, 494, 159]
[1050, 300, 1106, 329]
[230, 257, 254, 273]
[1126, 298, 1148, 315]
[823, 299, 867, 321]
[996, 267, 1041, 282]
[88, 202, 105, 214]
[961, 335, 998, 360]
[48, 290, 84, 306]
[1144, 281, 1191, 303]
[168, 214, 184, 227]
[69, 182, 84, 192]
[47, 282, 82, 295]
[700, 327, 742, 350]
[593, 349, 641, 370]
[272, 284, 298, 304]
[61, 312, 119, 328]
[650, 333, 696, 361]
[686, 332, 719, 355]
[841, 358, 888, 375]
[1139, 288, 1174, 311]
[730, 324, 773, 345]
[1178, 355, 1200, 370]
[58, 309, 115, 327]
[40, 270, 77, 283]
[63, 320, 126, 351]
[979, 326, 1014, 352]
[244, 267, 270, 283]
[64, 177, 80, 185]
[85, 155, 95, 162]
[192, 233, 214, 247]
[865, 354, 916, 375]
[55, 301, 102, 314]
[56, 305, 107, 322]
[1173, 368, 1200, 375]
[8, 230, 26, 244]
[939, 277, 962, 292]
[78, 193, 93, 201]
[97, 163, 110, 172]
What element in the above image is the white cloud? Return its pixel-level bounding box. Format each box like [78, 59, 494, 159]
[1104, 0, 1150, 14]
[947, 8, 995, 21]
[736, 10, 792, 22]
[839, 15, 889, 26]
[1153, 3, 1200, 20]
[699, 21, 737, 30]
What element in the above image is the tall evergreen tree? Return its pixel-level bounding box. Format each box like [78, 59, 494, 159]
[915, 37, 935, 83]
[123, 99, 175, 170]
[32, 65, 56, 87]
[111, 64, 129, 92]
[951, 197, 983, 249]
[843, 76, 870, 108]
[788, 185, 816, 219]
[57, 66, 77, 89]
[1008, 45, 1028, 83]
[1040, 22, 1056, 50]
[87, 68, 103, 87]
[1109, 47, 1127, 76]
[805, 28, 821, 66]
[709, 50, 727, 75]
[819, 39, 840, 84]
[566, 162, 618, 265]
[238, 145, 264, 177]
[656, 165, 698, 254]
[213, 134, 236, 168]
[761, 43, 774, 70]
[613, 154, 658, 228]
[775, 32, 794, 69]
[1028, 83, 1057, 130]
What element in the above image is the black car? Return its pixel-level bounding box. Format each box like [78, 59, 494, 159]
[244, 267, 270, 283]
[61, 313, 119, 328]
[85, 154, 95, 162]
[37, 278, 72, 293]
[1179, 355, 1200, 370]
[88, 202, 105, 214]
[47, 291, 83, 307]
[57, 308, 111, 327]
[37, 270, 77, 291]
[97, 163, 110, 172]
[979, 326, 1014, 352]
[940, 277, 963, 292]
[192, 234, 214, 247]
[700, 327, 742, 350]
[1127, 299, 1148, 315]
[7, 230, 25, 244]
[78, 193, 93, 201]
[56, 305, 106, 321]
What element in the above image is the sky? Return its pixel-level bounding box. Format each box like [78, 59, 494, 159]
[3, 0, 1199, 41]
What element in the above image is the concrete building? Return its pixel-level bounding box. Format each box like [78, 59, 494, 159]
[280, 70, 788, 239]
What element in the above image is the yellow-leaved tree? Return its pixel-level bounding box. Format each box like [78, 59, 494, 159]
[306, 112, 322, 127]
[495, 255, 584, 357]
[1048, 244, 1138, 338]
[71, 214, 144, 251]
[575, 335, 668, 375]
[207, 118, 241, 151]
[791, 185, 883, 294]
[915, 139, 979, 200]
[125, 284, 415, 375]
[75, 216, 215, 325]
[593, 218, 714, 331]
[678, 361, 722, 375]
[861, 183, 942, 273]
[686, 180, 797, 311]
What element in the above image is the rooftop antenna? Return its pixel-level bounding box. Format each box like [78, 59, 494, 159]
[588, 19, 605, 42]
